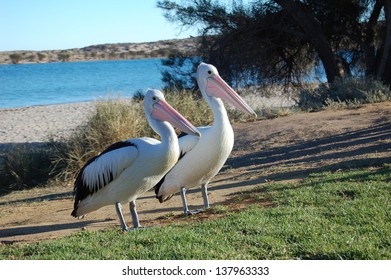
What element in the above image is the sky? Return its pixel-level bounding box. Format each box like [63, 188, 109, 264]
[0, 0, 197, 51]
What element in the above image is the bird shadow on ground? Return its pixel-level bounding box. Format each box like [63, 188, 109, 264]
[0, 219, 114, 244]
[215, 122, 391, 190]
[0, 191, 73, 206]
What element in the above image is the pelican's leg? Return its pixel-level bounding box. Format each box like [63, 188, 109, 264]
[181, 187, 204, 215]
[201, 183, 210, 209]
[180, 187, 192, 215]
[115, 202, 129, 231]
[129, 200, 142, 229]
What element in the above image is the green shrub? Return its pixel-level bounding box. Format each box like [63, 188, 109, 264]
[0, 145, 53, 194]
[298, 78, 391, 111]
[9, 53, 23, 64]
[57, 53, 70, 62]
[37, 53, 46, 61]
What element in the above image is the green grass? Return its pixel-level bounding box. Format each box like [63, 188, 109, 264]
[1, 165, 390, 260]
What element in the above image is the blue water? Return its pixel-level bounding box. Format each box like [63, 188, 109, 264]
[0, 58, 166, 108]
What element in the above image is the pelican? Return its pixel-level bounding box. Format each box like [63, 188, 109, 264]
[155, 62, 256, 214]
[71, 89, 201, 231]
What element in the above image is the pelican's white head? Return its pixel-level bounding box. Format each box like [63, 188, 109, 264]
[196, 62, 256, 116]
[144, 89, 201, 137]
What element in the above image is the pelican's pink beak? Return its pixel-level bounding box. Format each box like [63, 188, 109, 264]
[206, 74, 257, 116]
[152, 99, 201, 137]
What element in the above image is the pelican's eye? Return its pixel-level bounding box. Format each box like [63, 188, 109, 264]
[207, 70, 212, 75]
[152, 96, 158, 101]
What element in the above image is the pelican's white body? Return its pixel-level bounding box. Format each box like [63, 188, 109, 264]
[157, 98, 233, 201]
[75, 137, 179, 216]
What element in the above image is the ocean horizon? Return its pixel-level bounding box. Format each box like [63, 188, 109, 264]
[0, 58, 166, 109]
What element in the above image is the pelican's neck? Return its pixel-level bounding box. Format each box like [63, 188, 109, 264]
[206, 95, 231, 129]
[205, 94, 235, 149]
[154, 120, 179, 152]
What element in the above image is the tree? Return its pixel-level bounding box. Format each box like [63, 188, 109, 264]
[158, 0, 391, 88]
[37, 53, 46, 61]
[57, 52, 70, 62]
[273, 0, 340, 83]
[9, 53, 23, 64]
[161, 54, 201, 90]
[377, 0, 391, 84]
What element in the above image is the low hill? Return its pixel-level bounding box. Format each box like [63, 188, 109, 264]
[0, 37, 200, 64]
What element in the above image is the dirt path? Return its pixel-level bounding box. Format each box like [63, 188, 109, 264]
[1, 102, 391, 244]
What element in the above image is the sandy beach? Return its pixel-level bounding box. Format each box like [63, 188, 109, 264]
[0, 102, 95, 144]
